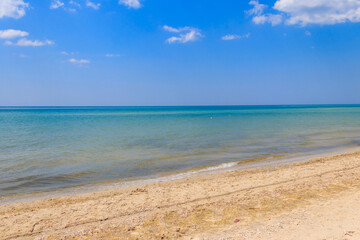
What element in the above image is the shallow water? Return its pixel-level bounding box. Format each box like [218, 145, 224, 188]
[1, 105, 360, 197]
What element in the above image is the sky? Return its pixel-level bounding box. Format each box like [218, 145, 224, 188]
[1, 0, 360, 106]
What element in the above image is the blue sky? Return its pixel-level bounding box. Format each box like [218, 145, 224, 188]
[1, 0, 360, 106]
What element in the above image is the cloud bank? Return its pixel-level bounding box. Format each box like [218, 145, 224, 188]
[0, 0, 28, 19]
[248, 0, 360, 26]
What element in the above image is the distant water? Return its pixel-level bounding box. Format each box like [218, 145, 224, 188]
[1, 105, 360, 198]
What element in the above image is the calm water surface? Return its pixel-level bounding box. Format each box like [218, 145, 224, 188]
[1, 105, 360, 197]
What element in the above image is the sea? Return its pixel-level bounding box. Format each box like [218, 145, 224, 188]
[1, 105, 360, 200]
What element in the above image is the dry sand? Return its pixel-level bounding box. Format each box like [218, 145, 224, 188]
[2, 151, 360, 239]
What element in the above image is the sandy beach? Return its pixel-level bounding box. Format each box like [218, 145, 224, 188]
[2, 150, 360, 239]
[3, 0, 360, 238]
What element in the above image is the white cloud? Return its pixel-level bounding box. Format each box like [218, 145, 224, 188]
[247, 1, 283, 26]
[51, 0, 80, 12]
[274, 0, 360, 25]
[222, 33, 250, 41]
[247, 0, 267, 15]
[163, 26, 202, 44]
[119, 0, 141, 9]
[0, 30, 53, 48]
[0, 29, 28, 39]
[86, 0, 100, 10]
[69, 58, 90, 64]
[163, 25, 181, 33]
[248, 0, 360, 26]
[5, 38, 54, 47]
[105, 53, 122, 57]
[50, 0, 64, 9]
[69, 1, 81, 8]
[252, 13, 283, 25]
[0, 0, 28, 19]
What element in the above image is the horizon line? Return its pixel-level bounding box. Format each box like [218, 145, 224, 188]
[1, 104, 360, 108]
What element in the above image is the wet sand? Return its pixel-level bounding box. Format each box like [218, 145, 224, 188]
[2, 151, 360, 239]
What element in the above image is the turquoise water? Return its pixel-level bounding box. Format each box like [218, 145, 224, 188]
[1, 105, 360, 197]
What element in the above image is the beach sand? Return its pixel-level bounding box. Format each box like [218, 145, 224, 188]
[2, 151, 360, 239]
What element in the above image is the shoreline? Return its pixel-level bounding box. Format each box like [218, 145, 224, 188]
[2, 149, 360, 239]
[1, 145, 359, 206]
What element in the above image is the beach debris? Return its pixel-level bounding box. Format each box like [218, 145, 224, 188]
[234, 219, 240, 223]
[127, 226, 136, 231]
[130, 188, 148, 195]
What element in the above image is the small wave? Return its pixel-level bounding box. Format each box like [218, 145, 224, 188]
[156, 162, 238, 182]
[195, 162, 238, 173]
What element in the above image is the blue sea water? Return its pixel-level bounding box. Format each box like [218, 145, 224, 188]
[1, 105, 360, 197]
